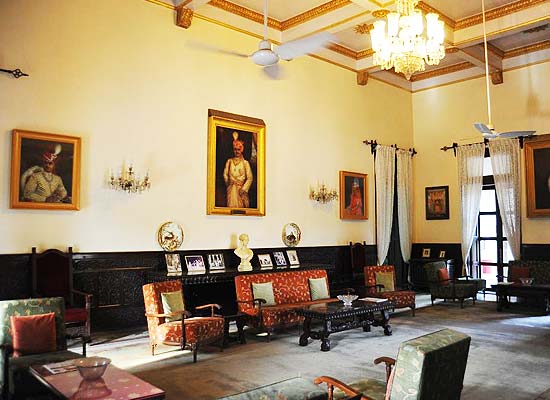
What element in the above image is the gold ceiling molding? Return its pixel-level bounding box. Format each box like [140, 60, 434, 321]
[445, 47, 460, 54]
[504, 40, 550, 58]
[455, 0, 547, 30]
[371, 9, 390, 19]
[145, 0, 175, 10]
[209, 0, 282, 30]
[281, 0, 352, 31]
[354, 23, 373, 34]
[327, 43, 359, 59]
[409, 62, 475, 82]
[357, 48, 375, 58]
[416, 2, 455, 28]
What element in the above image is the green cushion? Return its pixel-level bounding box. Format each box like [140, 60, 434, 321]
[309, 278, 330, 300]
[252, 282, 276, 306]
[333, 377, 386, 400]
[375, 272, 395, 292]
[161, 290, 184, 322]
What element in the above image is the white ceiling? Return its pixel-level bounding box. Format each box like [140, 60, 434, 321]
[167, 0, 550, 90]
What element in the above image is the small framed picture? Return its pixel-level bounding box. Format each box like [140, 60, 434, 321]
[286, 250, 300, 265]
[258, 254, 273, 268]
[185, 255, 206, 271]
[165, 253, 182, 276]
[422, 248, 431, 258]
[273, 251, 287, 266]
[439, 250, 446, 258]
[207, 253, 225, 270]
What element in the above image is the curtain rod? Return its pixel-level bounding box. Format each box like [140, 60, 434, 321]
[441, 137, 526, 156]
[363, 139, 418, 157]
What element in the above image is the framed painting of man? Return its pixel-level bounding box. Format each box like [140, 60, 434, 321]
[207, 109, 265, 216]
[10, 129, 81, 210]
[339, 171, 367, 220]
[525, 135, 550, 217]
[425, 186, 449, 220]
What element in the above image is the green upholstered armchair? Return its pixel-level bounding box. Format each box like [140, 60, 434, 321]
[423, 261, 478, 308]
[315, 328, 471, 400]
[0, 297, 84, 399]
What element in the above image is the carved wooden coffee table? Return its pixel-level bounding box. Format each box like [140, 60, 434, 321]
[296, 299, 394, 351]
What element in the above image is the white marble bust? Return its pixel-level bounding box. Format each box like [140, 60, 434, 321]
[235, 233, 253, 271]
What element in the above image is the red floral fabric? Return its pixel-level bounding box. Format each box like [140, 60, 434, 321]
[142, 280, 223, 350]
[364, 265, 416, 310]
[235, 270, 336, 330]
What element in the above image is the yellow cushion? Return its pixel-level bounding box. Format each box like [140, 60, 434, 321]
[375, 272, 395, 292]
[161, 290, 184, 322]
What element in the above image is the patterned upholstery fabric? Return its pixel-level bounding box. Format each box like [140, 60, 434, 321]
[142, 280, 224, 358]
[389, 328, 471, 400]
[423, 262, 478, 307]
[235, 270, 337, 332]
[219, 377, 328, 400]
[0, 297, 81, 398]
[332, 377, 387, 400]
[509, 260, 550, 284]
[363, 266, 415, 315]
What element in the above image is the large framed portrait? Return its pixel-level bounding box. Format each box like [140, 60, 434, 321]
[525, 135, 550, 217]
[207, 109, 265, 216]
[10, 129, 81, 210]
[425, 186, 449, 220]
[339, 171, 368, 220]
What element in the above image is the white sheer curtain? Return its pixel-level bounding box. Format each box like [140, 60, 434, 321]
[488, 139, 521, 260]
[457, 143, 485, 275]
[375, 145, 396, 265]
[396, 149, 413, 262]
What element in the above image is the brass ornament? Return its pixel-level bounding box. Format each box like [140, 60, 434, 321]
[157, 222, 184, 251]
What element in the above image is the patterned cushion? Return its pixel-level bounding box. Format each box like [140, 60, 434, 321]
[332, 377, 387, 400]
[375, 272, 395, 292]
[220, 377, 328, 400]
[378, 291, 416, 309]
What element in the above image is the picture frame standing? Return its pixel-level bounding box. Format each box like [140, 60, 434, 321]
[207, 253, 225, 270]
[425, 186, 449, 220]
[206, 109, 265, 216]
[422, 248, 431, 258]
[273, 251, 287, 267]
[525, 135, 550, 217]
[339, 171, 368, 220]
[185, 255, 206, 272]
[165, 253, 182, 276]
[286, 250, 300, 265]
[10, 129, 81, 210]
[258, 254, 273, 268]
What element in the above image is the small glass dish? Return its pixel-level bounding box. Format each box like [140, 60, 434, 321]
[74, 357, 111, 380]
[519, 277, 534, 286]
[337, 294, 358, 306]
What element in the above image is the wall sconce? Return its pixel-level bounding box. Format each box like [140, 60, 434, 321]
[309, 183, 338, 203]
[109, 164, 151, 194]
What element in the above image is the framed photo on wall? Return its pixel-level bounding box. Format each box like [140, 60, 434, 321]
[525, 135, 550, 217]
[422, 248, 431, 258]
[206, 109, 265, 216]
[10, 129, 81, 210]
[425, 186, 449, 220]
[339, 171, 368, 220]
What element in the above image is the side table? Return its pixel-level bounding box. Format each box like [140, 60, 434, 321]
[223, 313, 247, 346]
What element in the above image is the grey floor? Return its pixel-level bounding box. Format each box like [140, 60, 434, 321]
[80, 295, 550, 399]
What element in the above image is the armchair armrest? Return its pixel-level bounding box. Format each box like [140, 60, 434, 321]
[145, 310, 191, 319]
[374, 356, 395, 381]
[72, 289, 92, 310]
[314, 376, 370, 400]
[195, 303, 222, 317]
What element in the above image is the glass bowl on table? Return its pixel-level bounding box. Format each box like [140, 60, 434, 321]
[337, 294, 358, 306]
[74, 357, 111, 380]
[519, 277, 534, 286]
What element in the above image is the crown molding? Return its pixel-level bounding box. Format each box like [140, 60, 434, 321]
[409, 62, 475, 82]
[455, 0, 547, 30]
[282, 0, 352, 30]
[504, 40, 550, 58]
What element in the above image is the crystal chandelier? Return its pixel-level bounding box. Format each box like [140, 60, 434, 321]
[109, 165, 151, 194]
[370, 0, 445, 79]
[309, 184, 338, 204]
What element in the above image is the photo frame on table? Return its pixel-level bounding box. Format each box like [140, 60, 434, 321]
[439, 250, 446, 258]
[425, 186, 449, 220]
[525, 135, 550, 217]
[10, 129, 81, 210]
[286, 250, 300, 265]
[258, 254, 273, 268]
[206, 109, 265, 216]
[339, 171, 368, 220]
[185, 255, 206, 271]
[207, 253, 225, 270]
[422, 248, 431, 258]
[165, 253, 182, 276]
[273, 251, 287, 267]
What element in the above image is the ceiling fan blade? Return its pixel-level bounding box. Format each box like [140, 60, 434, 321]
[498, 130, 536, 138]
[275, 32, 335, 61]
[474, 122, 493, 135]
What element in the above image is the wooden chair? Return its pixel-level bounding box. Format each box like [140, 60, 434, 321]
[364, 265, 416, 316]
[315, 328, 471, 400]
[31, 247, 92, 350]
[142, 280, 224, 362]
[349, 241, 367, 284]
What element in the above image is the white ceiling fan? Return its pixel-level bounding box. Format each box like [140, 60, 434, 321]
[473, 0, 535, 139]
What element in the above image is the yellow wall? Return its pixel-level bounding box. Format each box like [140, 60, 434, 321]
[0, 0, 413, 253]
[412, 62, 550, 244]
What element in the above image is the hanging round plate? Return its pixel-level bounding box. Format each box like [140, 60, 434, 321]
[157, 222, 184, 251]
[282, 223, 301, 247]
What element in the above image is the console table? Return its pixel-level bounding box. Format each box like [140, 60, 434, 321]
[492, 283, 550, 315]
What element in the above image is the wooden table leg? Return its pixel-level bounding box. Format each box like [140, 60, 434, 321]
[299, 317, 311, 346]
[380, 310, 392, 336]
[320, 320, 331, 352]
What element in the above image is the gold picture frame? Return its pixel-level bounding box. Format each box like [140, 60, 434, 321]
[10, 129, 81, 210]
[339, 171, 368, 220]
[207, 109, 265, 216]
[525, 135, 550, 217]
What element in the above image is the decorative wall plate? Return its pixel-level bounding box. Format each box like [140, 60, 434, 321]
[157, 222, 184, 251]
[282, 222, 301, 247]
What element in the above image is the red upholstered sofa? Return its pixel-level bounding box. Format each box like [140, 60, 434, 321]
[234, 269, 337, 339]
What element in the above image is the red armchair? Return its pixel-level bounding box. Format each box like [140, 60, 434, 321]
[364, 265, 416, 316]
[142, 280, 224, 362]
